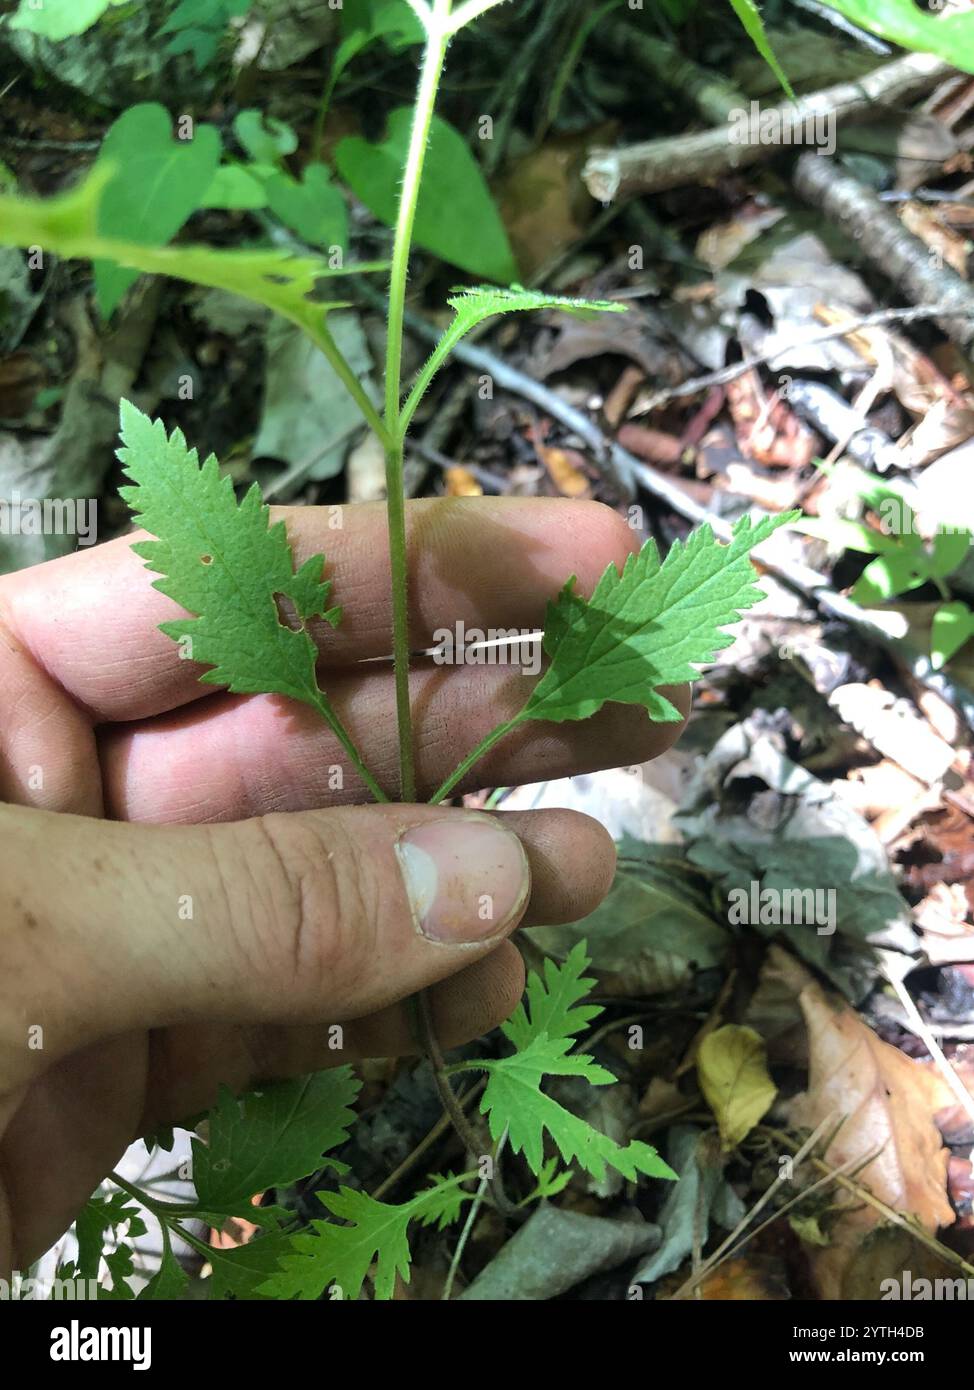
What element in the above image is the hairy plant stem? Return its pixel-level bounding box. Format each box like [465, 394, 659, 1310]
[429, 716, 524, 803]
[383, 0, 451, 803]
[312, 695, 388, 803]
[408, 994, 521, 1219]
[383, 2, 530, 1203]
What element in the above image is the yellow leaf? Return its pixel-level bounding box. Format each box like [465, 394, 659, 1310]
[698, 1024, 776, 1151]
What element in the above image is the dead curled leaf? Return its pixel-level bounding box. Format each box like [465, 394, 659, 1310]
[789, 981, 955, 1299]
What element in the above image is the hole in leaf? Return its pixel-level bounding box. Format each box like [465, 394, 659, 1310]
[274, 592, 302, 632]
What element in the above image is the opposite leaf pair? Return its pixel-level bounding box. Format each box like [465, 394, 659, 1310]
[117, 400, 795, 804]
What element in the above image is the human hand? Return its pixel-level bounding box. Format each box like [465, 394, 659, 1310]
[0, 497, 688, 1270]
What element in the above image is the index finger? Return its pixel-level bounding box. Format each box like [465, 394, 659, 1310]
[0, 497, 638, 723]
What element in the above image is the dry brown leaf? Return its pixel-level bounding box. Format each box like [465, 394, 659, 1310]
[495, 128, 607, 280]
[837, 1225, 961, 1299]
[0, 351, 45, 417]
[638, 1075, 688, 1123]
[527, 421, 590, 497]
[900, 202, 969, 277]
[840, 759, 927, 821]
[530, 309, 681, 381]
[744, 946, 814, 1067]
[915, 882, 974, 964]
[718, 462, 803, 512]
[790, 981, 954, 1298]
[901, 399, 974, 469]
[725, 369, 817, 469]
[615, 422, 684, 467]
[444, 465, 482, 497]
[697, 1254, 790, 1300]
[695, 205, 784, 272]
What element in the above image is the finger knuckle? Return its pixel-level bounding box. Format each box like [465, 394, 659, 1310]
[242, 813, 378, 1008]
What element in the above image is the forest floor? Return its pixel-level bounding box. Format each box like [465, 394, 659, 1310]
[3, 0, 974, 1301]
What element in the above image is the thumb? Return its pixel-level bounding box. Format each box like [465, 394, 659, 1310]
[0, 803, 531, 1070]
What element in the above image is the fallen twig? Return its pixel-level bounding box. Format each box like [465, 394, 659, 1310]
[793, 151, 974, 351]
[593, 16, 749, 128]
[632, 302, 974, 415]
[582, 52, 948, 201]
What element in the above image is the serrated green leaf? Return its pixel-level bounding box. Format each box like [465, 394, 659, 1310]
[116, 400, 341, 703]
[93, 103, 222, 317]
[75, 1193, 146, 1281]
[472, 941, 673, 1185]
[400, 285, 624, 435]
[99, 1245, 137, 1301]
[336, 109, 518, 282]
[502, 940, 602, 1052]
[446, 284, 624, 331]
[522, 511, 797, 725]
[9, 0, 128, 40]
[0, 170, 385, 354]
[522, 1156, 574, 1203]
[138, 1231, 189, 1301]
[115, 400, 384, 798]
[479, 1035, 675, 1182]
[193, 1069, 361, 1214]
[207, 1228, 297, 1300]
[260, 1176, 471, 1301]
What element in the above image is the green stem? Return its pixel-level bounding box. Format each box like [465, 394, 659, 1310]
[383, 444, 417, 802]
[446, 0, 511, 33]
[109, 1171, 174, 1219]
[429, 716, 524, 804]
[397, 316, 469, 442]
[312, 694, 389, 803]
[383, 0, 452, 804]
[309, 320, 390, 450]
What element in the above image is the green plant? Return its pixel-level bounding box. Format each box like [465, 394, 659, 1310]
[0, 0, 795, 1298]
[725, 0, 792, 99]
[816, 0, 974, 74]
[7, 0, 131, 42]
[795, 472, 974, 670]
[159, 0, 253, 69]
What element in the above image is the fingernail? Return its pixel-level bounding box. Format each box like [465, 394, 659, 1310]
[396, 816, 530, 944]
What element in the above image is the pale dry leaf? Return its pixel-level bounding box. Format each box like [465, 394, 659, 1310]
[444, 465, 482, 497]
[533, 440, 589, 498]
[914, 882, 974, 965]
[789, 981, 955, 1298]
